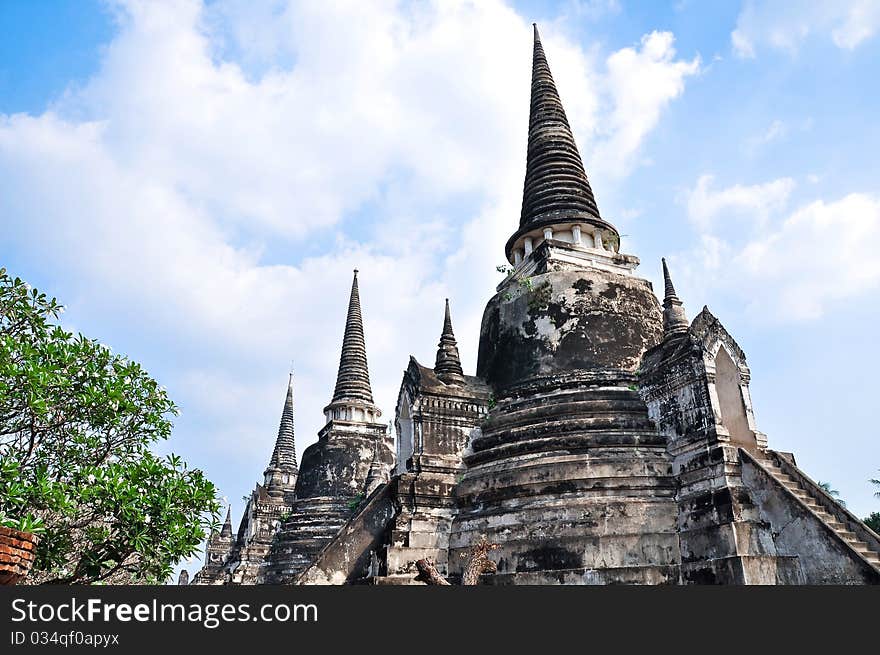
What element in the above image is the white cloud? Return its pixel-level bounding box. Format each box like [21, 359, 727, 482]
[681, 173, 880, 321]
[732, 1, 880, 58]
[746, 118, 787, 151]
[696, 233, 728, 272]
[745, 117, 815, 155]
[595, 31, 701, 176]
[0, 0, 698, 505]
[557, 0, 622, 22]
[761, 119, 786, 141]
[736, 193, 880, 319]
[685, 174, 796, 230]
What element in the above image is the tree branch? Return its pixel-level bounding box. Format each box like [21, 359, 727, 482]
[413, 536, 498, 586]
[415, 559, 450, 585]
[461, 536, 498, 586]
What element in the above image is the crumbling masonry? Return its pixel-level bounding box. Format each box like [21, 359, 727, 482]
[191, 25, 880, 585]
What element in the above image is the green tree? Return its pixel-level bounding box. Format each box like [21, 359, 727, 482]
[817, 481, 846, 507]
[0, 269, 219, 584]
[866, 474, 880, 534]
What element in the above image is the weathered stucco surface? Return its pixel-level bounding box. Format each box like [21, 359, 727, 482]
[258, 422, 392, 584]
[444, 249, 680, 584]
[188, 25, 880, 587]
[742, 454, 880, 584]
[477, 265, 662, 391]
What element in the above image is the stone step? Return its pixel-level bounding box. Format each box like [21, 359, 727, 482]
[279, 526, 345, 537]
[368, 574, 425, 586]
[852, 545, 878, 558]
[386, 546, 448, 574]
[280, 520, 349, 530]
[280, 519, 345, 528]
[285, 512, 351, 521]
[760, 455, 880, 570]
[849, 546, 880, 566]
[789, 504, 880, 564]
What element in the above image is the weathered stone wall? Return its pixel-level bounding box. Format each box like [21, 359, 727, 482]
[297, 482, 399, 585]
[191, 529, 234, 585]
[226, 493, 293, 585]
[258, 496, 353, 584]
[742, 455, 880, 584]
[639, 313, 788, 584]
[374, 359, 491, 581]
[673, 445, 795, 583]
[295, 425, 392, 499]
[639, 335, 715, 447]
[212, 21, 880, 586]
[259, 420, 392, 584]
[477, 261, 663, 391]
[396, 359, 489, 473]
[441, 251, 685, 585]
[450, 375, 681, 584]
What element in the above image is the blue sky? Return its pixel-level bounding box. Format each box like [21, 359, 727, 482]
[2, 0, 879, 575]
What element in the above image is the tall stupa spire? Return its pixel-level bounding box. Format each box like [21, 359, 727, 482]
[505, 24, 617, 262]
[434, 298, 465, 384]
[330, 269, 375, 405]
[661, 258, 689, 337]
[521, 23, 600, 226]
[220, 506, 233, 538]
[268, 373, 297, 471]
[663, 258, 678, 298]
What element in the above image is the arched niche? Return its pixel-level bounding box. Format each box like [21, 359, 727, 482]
[395, 395, 414, 475]
[714, 345, 756, 451]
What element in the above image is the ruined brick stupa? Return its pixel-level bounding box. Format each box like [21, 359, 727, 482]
[191, 26, 880, 585]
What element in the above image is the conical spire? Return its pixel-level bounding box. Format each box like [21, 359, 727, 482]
[663, 258, 678, 298]
[505, 24, 617, 260]
[331, 270, 374, 405]
[520, 25, 602, 227]
[661, 258, 689, 337]
[220, 507, 233, 538]
[268, 373, 297, 471]
[434, 298, 465, 384]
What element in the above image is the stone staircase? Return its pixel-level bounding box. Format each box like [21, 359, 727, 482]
[754, 452, 880, 570]
[366, 573, 424, 585]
